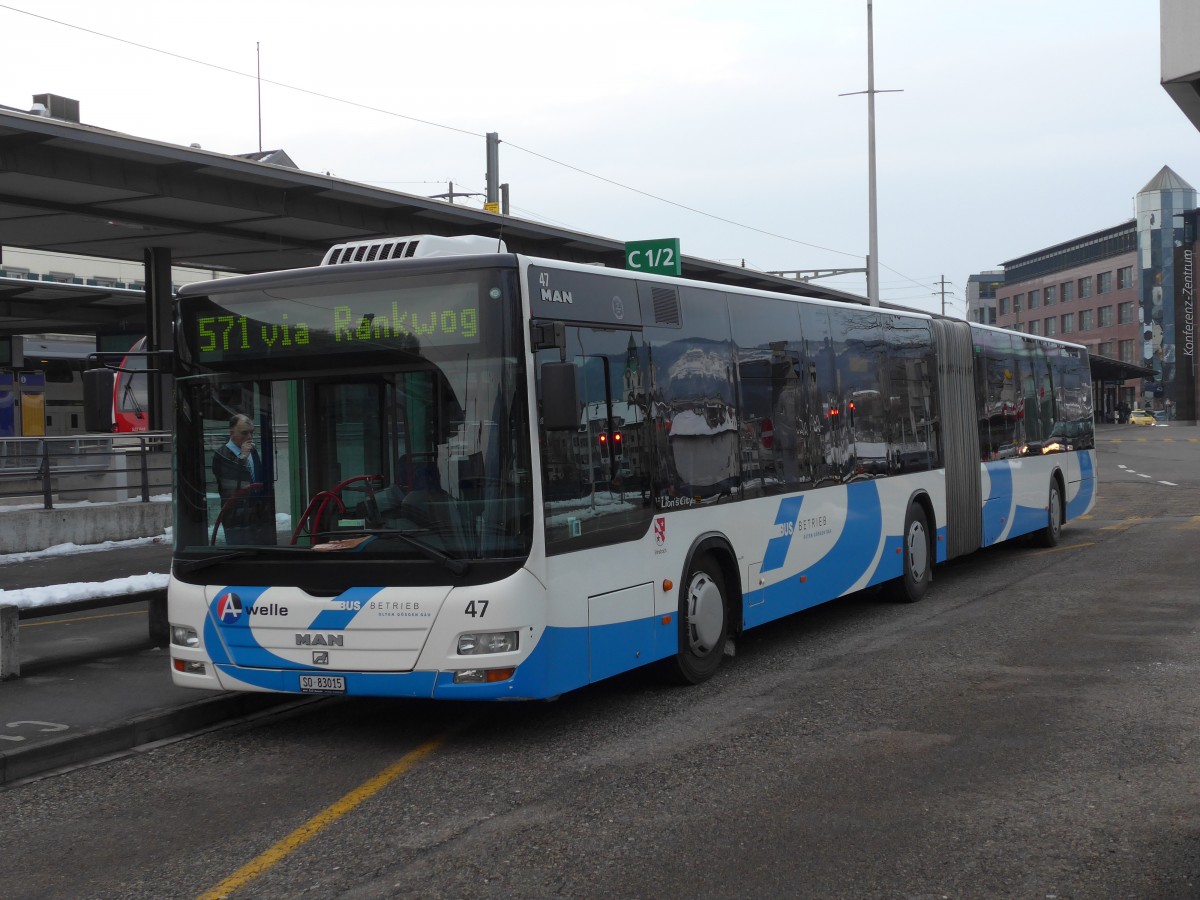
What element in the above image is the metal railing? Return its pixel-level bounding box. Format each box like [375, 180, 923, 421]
[0, 432, 172, 509]
[0, 590, 167, 680]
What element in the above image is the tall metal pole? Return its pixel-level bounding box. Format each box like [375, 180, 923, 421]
[866, 1, 879, 307]
[257, 42, 263, 154]
[934, 275, 952, 316]
[486, 132, 500, 208]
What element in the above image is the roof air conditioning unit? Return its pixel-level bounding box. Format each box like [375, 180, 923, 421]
[31, 93, 80, 123]
[320, 234, 506, 266]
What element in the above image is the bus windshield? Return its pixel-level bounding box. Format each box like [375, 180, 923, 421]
[171, 265, 533, 572]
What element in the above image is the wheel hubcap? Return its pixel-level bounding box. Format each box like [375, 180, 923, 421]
[906, 521, 928, 582]
[686, 571, 724, 654]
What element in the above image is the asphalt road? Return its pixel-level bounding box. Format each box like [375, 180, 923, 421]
[1, 428, 1198, 899]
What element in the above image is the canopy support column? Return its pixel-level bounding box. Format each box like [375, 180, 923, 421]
[143, 247, 174, 431]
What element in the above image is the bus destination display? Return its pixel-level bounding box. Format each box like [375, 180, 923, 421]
[183, 282, 482, 362]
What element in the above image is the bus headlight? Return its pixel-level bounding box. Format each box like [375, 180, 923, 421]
[171, 625, 200, 648]
[457, 630, 519, 655]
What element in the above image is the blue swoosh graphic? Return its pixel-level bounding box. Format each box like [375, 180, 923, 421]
[981, 462, 1013, 546]
[308, 586, 384, 630]
[1066, 450, 1096, 519]
[762, 496, 806, 573]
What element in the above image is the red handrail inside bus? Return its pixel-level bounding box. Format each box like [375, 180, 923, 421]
[289, 474, 383, 546]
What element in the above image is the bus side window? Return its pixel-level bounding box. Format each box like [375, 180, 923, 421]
[643, 286, 738, 503]
[537, 326, 653, 554]
[885, 315, 939, 473]
[801, 306, 839, 486]
[731, 299, 809, 495]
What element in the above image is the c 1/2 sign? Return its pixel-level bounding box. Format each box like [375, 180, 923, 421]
[625, 238, 681, 277]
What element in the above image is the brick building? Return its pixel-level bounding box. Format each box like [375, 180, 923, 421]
[989, 167, 1196, 422]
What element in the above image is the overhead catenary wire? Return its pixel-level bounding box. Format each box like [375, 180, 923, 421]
[0, 4, 481, 139]
[0, 2, 939, 291]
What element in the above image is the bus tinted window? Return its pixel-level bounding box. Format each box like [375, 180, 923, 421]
[885, 315, 939, 473]
[731, 299, 807, 496]
[834, 308, 887, 479]
[643, 285, 738, 504]
[799, 305, 839, 486]
[1044, 343, 1094, 452]
[537, 325, 653, 554]
[1017, 336, 1054, 444]
[974, 328, 1020, 459]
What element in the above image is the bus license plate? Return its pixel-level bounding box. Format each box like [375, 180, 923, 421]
[299, 674, 345, 694]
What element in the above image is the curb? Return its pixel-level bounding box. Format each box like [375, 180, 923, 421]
[0, 691, 297, 787]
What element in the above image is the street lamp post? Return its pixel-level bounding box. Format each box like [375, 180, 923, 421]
[840, 1, 901, 307]
[866, 0, 879, 308]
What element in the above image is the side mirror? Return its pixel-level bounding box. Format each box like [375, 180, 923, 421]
[541, 362, 579, 431]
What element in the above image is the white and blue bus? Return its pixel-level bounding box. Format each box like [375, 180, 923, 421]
[167, 236, 1096, 699]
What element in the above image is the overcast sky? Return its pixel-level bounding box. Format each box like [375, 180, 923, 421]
[2, 0, 1198, 314]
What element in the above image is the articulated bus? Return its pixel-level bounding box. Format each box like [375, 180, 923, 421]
[167, 236, 1095, 699]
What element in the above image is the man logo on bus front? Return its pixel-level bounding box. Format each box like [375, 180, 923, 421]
[655, 517, 666, 546]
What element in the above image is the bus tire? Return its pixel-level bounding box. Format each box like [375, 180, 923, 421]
[895, 503, 932, 603]
[1036, 479, 1063, 548]
[663, 553, 728, 685]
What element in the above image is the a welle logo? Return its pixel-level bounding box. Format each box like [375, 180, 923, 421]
[215, 592, 288, 623]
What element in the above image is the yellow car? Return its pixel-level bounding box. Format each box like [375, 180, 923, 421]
[1127, 409, 1156, 426]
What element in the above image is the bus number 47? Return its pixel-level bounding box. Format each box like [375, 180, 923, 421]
[465, 600, 489, 617]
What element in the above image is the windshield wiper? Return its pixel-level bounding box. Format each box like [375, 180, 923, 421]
[363, 528, 470, 575]
[176, 531, 470, 576]
[174, 549, 260, 575]
[174, 545, 308, 575]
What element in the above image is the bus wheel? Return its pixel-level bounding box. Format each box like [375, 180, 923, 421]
[664, 554, 728, 685]
[1036, 480, 1063, 548]
[895, 504, 931, 603]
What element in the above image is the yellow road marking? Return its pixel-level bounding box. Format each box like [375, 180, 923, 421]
[197, 733, 448, 900]
[1035, 541, 1094, 555]
[18, 609, 146, 628]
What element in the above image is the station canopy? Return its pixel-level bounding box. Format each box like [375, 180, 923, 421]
[1089, 354, 1156, 384]
[0, 105, 865, 339]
